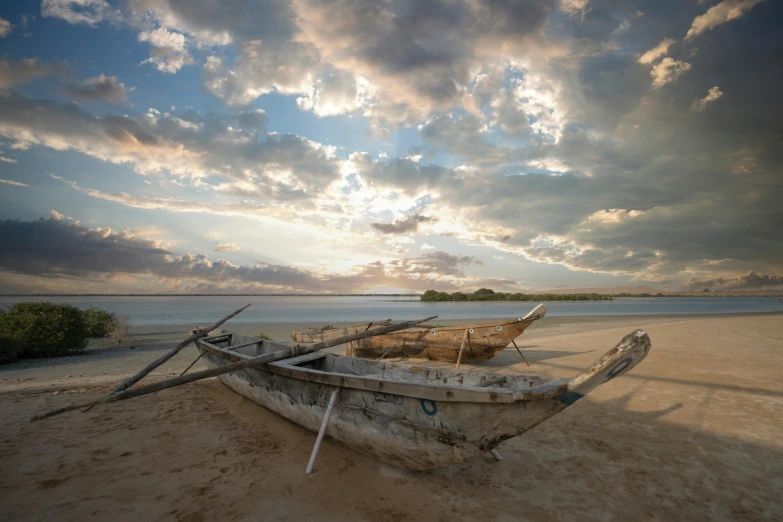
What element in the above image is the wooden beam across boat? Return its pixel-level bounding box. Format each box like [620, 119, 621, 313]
[30, 315, 438, 422]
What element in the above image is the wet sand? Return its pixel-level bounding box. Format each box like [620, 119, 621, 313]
[1, 313, 782, 521]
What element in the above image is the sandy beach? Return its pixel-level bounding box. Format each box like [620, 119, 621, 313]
[1, 313, 782, 521]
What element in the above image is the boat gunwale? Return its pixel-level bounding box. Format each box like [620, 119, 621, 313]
[294, 316, 539, 338]
[375, 316, 538, 334]
[193, 336, 560, 404]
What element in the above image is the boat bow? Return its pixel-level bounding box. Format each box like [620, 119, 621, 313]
[514, 329, 651, 403]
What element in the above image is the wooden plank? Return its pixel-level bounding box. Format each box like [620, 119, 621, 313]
[264, 360, 515, 403]
[476, 375, 507, 388]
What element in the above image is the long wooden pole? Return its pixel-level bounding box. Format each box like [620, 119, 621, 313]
[455, 329, 469, 369]
[305, 387, 339, 474]
[511, 340, 530, 367]
[179, 352, 205, 377]
[31, 315, 436, 422]
[113, 304, 252, 393]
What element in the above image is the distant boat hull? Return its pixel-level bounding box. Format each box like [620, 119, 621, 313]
[292, 304, 546, 363]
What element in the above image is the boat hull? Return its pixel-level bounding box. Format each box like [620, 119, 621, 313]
[293, 315, 542, 363]
[350, 319, 535, 362]
[198, 348, 565, 470]
[195, 326, 650, 471]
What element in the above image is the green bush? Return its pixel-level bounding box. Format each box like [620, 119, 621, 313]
[0, 311, 19, 364]
[82, 306, 118, 337]
[2, 302, 88, 359]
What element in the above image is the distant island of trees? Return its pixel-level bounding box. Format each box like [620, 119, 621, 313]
[421, 288, 615, 301]
[420, 288, 783, 301]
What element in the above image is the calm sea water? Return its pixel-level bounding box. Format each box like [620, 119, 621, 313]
[0, 296, 780, 326]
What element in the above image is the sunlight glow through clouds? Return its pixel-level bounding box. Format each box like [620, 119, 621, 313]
[1, 0, 781, 292]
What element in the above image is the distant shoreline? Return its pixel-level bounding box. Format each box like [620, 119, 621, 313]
[0, 292, 783, 296]
[1, 293, 781, 298]
[0, 293, 421, 297]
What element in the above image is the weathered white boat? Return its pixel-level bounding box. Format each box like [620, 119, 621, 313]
[291, 304, 547, 362]
[196, 329, 650, 470]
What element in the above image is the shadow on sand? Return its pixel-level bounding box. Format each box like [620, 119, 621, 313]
[3, 373, 782, 521]
[535, 359, 783, 399]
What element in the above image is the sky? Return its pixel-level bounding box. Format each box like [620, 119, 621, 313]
[0, 0, 781, 294]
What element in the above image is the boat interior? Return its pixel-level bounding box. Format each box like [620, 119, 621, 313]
[200, 333, 560, 392]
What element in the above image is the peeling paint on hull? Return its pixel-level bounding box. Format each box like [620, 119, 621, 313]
[202, 350, 565, 470]
[196, 327, 651, 470]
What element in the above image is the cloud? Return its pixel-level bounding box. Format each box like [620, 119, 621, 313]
[0, 217, 322, 289]
[0, 178, 29, 187]
[685, 0, 767, 40]
[6, 1, 783, 291]
[0, 57, 67, 88]
[43, 0, 233, 75]
[51, 175, 299, 223]
[559, 0, 588, 17]
[638, 38, 675, 65]
[682, 271, 783, 291]
[214, 242, 239, 252]
[296, 70, 363, 117]
[64, 75, 130, 103]
[202, 40, 319, 105]
[650, 57, 691, 88]
[138, 27, 192, 73]
[41, 0, 122, 26]
[0, 17, 12, 37]
[370, 214, 437, 234]
[36, 0, 556, 128]
[420, 243, 436, 251]
[0, 217, 519, 293]
[0, 93, 342, 202]
[692, 86, 724, 111]
[196, 0, 559, 123]
[419, 113, 506, 163]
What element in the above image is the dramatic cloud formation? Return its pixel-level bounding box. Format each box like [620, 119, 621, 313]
[0, 92, 342, 202]
[1, 0, 781, 293]
[0, 218, 518, 293]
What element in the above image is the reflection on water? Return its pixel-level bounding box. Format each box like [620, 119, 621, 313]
[0, 296, 779, 326]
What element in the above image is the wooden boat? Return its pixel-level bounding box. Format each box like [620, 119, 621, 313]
[291, 304, 547, 363]
[196, 328, 650, 470]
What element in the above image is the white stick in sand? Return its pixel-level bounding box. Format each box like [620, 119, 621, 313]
[306, 387, 340, 474]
